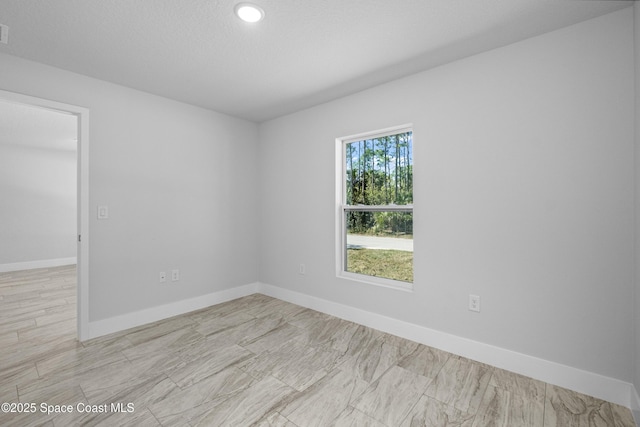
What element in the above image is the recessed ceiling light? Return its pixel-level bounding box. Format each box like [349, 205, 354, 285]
[234, 3, 264, 23]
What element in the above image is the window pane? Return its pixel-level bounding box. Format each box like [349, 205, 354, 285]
[346, 210, 413, 283]
[345, 131, 413, 206]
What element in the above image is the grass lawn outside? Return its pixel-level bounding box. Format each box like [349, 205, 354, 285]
[347, 248, 413, 283]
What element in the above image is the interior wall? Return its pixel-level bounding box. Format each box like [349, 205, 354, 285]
[0, 143, 76, 264]
[259, 8, 635, 383]
[0, 52, 260, 322]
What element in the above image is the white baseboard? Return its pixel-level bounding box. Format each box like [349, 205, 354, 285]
[87, 282, 260, 340]
[0, 257, 77, 273]
[257, 282, 636, 410]
[81, 278, 638, 413]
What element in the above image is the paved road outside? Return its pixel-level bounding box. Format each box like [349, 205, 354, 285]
[347, 234, 413, 252]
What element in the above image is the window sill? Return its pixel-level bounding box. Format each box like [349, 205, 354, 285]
[337, 271, 414, 292]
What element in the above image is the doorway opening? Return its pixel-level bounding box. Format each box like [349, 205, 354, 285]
[0, 90, 89, 341]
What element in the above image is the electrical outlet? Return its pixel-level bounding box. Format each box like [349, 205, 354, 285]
[469, 294, 481, 312]
[172, 269, 180, 282]
[159, 271, 166, 283]
[299, 264, 306, 275]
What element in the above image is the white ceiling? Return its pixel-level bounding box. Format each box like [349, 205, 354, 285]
[0, 101, 77, 151]
[0, 0, 633, 122]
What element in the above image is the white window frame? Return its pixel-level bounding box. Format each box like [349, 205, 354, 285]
[335, 124, 414, 292]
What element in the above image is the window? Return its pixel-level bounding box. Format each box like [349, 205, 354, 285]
[336, 125, 413, 290]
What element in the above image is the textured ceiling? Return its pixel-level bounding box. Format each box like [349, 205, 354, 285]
[0, 0, 633, 122]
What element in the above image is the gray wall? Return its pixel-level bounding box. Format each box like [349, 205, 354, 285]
[0, 143, 76, 264]
[0, 52, 260, 322]
[258, 8, 634, 383]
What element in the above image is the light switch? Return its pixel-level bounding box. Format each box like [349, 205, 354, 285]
[97, 205, 109, 220]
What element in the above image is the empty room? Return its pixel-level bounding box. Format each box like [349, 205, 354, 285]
[1, 0, 640, 426]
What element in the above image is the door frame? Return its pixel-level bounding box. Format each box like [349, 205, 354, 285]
[0, 89, 90, 341]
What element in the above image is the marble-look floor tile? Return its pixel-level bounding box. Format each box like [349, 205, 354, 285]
[399, 395, 475, 427]
[121, 327, 202, 360]
[240, 323, 303, 354]
[0, 289, 45, 303]
[37, 290, 74, 303]
[336, 336, 403, 384]
[86, 374, 179, 413]
[18, 358, 123, 404]
[0, 363, 39, 391]
[17, 318, 76, 343]
[0, 303, 46, 321]
[193, 309, 255, 336]
[40, 279, 73, 289]
[123, 316, 197, 346]
[34, 310, 75, 328]
[191, 375, 296, 426]
[379, 332, 421, 357]
[544, 384, 635, 427]
[18, 381, 87, 410]
[287, 308, 334, 329]
[610, 402, 637, 427]
[472, 385, 544, 427]
[331, 406, 388, 427]
[62, 407, 161, 427]
[352, 365, 431, 426]
[0, 281, 47, 294]
[2, 299, 65, 318]
[295, 316, 352, 348]
[244, 297, 307, 320]
[147, 367, 255, 426]
[0, 317, 38, 334]
[1, 382, 18, 401]
[167, 344, 255, 388]
[490, 369, 546, 402]
[324, 323, 385, 358]
[79, 360, 175, 405]
[178, 330, 250, 364]
[425, 356, 493, 415]
[398, 343, 452, 379]
[35, 344, 129, 379]
[204, 312, 287, 346]
[79, 333, 133, 356]
[471, 369, 546, 427]
[126, 353, 185, 390]
[1, 340, 66, 373]
[240, 338, 341, 391]
[0, 410, 54, 427]
[279, 368, 369, 427]
[255, 411, 299, 427]
[186, 294, 271, 323]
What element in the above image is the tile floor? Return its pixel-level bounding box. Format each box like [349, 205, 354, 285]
[0, 266, 636, 426]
